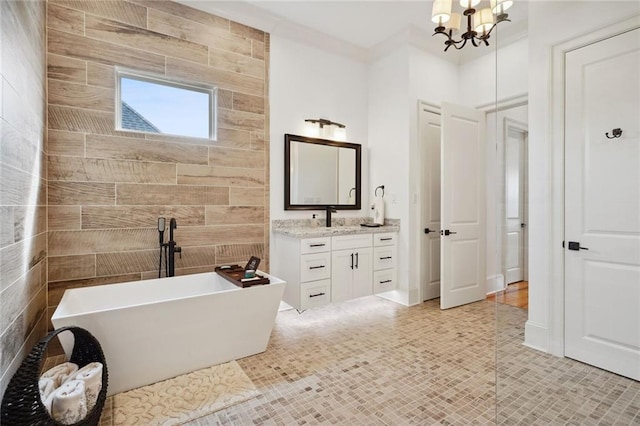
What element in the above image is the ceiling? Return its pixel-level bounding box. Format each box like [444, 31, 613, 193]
[180, 0, 528, 64]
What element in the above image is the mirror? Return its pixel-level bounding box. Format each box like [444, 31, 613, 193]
[284, 134, 361, 210]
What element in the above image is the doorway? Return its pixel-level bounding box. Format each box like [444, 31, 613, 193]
[504, 120, 528, 287]
[418, 102, 487, 308]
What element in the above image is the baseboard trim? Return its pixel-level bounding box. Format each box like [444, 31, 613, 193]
[524, 320, 549, 353]
[376, 289, 418, 307]
[486, 274, 505, 295]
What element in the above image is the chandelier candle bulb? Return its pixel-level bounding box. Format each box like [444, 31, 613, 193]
[474, 8, 495, 34]
[490, 0, 513, 16]
[446, 13, 462, 32]
[432, 0, 452, 25]
[460, 0, 481, 9]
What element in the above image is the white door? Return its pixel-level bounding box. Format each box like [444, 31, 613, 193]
[564, 28, 640, 381]
[440, 102, 487, 309]
[420, 107, 442, 301]
[505, 126, 527, 284]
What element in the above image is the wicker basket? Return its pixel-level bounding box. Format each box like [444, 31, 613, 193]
[1, 326, 109, 426]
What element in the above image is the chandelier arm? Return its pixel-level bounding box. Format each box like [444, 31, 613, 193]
[484, 23, 498, 38]
[433, 31, 454, 40]
[455, 39, 468, 50]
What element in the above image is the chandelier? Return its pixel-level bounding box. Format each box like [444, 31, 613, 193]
[431, 0, 513, 51]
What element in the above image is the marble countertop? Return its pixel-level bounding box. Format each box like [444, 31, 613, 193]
[272, 218, 400, 238]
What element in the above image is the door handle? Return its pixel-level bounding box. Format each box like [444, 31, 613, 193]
[355, 252, 359, 269]
[440, 229, 457, 236]
[350, 253, 354, 269]
[520, 223, 527, 228]
[424, 228, 436, 234]
[568, 241, 589, 251]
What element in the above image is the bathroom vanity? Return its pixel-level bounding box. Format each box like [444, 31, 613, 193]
[272, 219, 399, 311]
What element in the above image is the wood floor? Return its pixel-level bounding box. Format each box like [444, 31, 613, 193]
[487, 281, 528, 309]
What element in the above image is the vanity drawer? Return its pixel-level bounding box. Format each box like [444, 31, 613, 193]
[374, 232, 397, 247]
[374, 269, 397, 293]
[300, 237, 331, 254]
[332, 234, 372, 251]
[300, 280, 331, 310]
[300, 252, 331, 282]
[374, 246, 397, 271]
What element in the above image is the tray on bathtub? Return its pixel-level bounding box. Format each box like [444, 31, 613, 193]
[215, 265, 270, 288]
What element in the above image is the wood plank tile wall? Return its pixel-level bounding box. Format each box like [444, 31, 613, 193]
[0, 0, 48, 398]
[45, 0, 270, 336]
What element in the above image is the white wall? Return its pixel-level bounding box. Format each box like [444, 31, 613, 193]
[269, 34, 369, 223]
[367, 46, 413, 303]
[526, 1, 640, 353]
[459, 36, 528, 107]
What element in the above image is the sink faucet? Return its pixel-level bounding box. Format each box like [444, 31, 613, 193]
[167, 218, 181, 277]
[325, 206, 337, 227]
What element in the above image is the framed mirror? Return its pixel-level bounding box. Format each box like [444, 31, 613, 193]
[285, 134, 361, 210]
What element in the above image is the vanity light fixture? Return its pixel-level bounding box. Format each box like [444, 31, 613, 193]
[431, 0, 513, 51]
[304, 118, 347, 141]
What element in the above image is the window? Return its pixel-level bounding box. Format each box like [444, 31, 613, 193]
[115, 69, 217, 140]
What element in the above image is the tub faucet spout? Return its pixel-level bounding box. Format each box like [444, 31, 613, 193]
[168, 218, 181, 277]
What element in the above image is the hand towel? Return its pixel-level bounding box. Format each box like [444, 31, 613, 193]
[48, 379, 88, 425]
[38, 377, 56, 405]
[70, 362, 103, 411]
[372, 195, 385, 225]
[40, 362, 78, 388]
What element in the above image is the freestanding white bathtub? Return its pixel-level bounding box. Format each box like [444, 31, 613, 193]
[52, 271, 285, 395]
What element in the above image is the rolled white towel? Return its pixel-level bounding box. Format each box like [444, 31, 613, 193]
[40, 362, 78, 388]
[70, 362, 103, 411]
[38, 377, 56, 403]
[48, 379, 88, 425]
[39, 377, 55, 415]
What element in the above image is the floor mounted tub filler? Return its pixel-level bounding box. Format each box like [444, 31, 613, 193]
[52, 271, 286, 395]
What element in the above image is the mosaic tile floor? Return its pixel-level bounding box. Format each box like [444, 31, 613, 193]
[187, 297, 639, 425]
[49, 296, 640, 424]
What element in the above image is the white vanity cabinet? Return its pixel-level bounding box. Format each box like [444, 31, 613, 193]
[372, 232, 398, 293]
[275, 236, 332, 311]
[331, 234, 373, 303]
[272, 228, 398, 311]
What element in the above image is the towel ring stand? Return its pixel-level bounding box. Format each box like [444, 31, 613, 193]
[375, 185, 385, 197]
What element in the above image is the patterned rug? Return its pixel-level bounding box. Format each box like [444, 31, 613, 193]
[100, 361, 259, 425]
